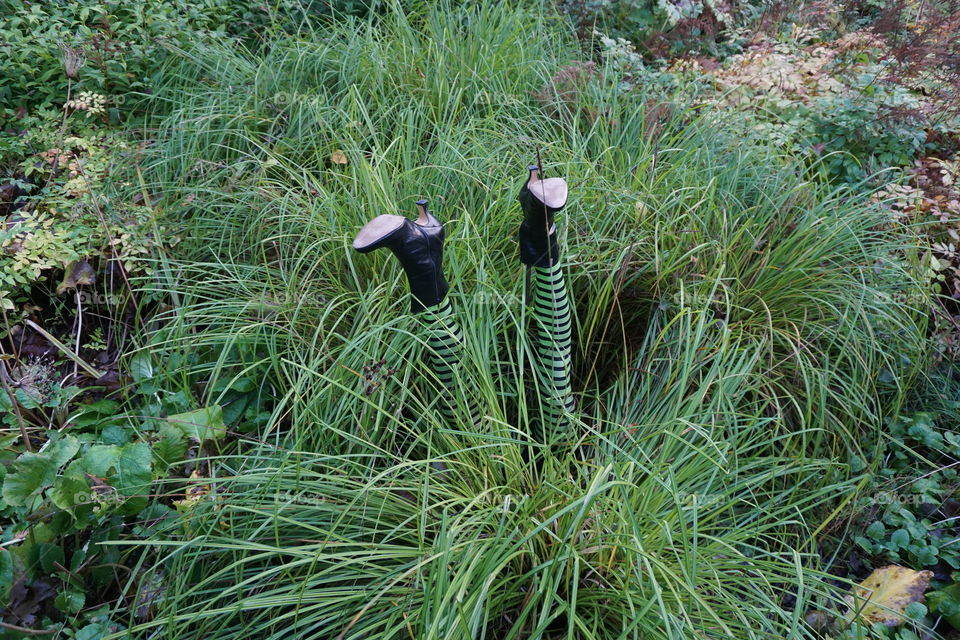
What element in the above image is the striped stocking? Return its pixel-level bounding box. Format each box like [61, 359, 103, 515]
[422, 298, 481, 428]
[530, 263, 574, 440]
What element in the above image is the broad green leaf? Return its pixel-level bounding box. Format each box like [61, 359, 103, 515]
[70, 399, 120, 428]
[74, 623, 112, 640]
[35, 542, 64, 573]
[211, 376, 255, 393]
[134, 503, 179, 537]
[221, 394, 250, 425]
[110, 442, 153, 498]
[101, 425, 131, 446]
[890, 529, 910, 549]
[866, 520, 885, 540]
[2, 452, 58, 506]
[46, 435, 81, 468]
[167, 405, 226, 443]
[73, 622, 111, 640]
[153, 423, 187, 467]
[928, 582, 960, 630]
[49, 461, 92, 512]
[128, 351, 154, 383]
[44, 384, 83, 408]
[15, 387, 42, 409]
[904, 601, 927, 620]
[55, 586, 85, 614]
[78, 444, 121, 477]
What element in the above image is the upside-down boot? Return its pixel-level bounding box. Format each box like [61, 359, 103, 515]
[353, 199, 448, 313]
[517, 164, 568, 268]
[517, 164, 575, 444]
[353, 200, 481, 434]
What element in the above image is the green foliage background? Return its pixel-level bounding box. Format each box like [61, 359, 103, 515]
[0, 0, 957, 638]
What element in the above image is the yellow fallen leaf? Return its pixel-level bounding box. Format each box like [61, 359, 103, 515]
[173, 469, 210, 512]
[330, 149, 348, 165]
[845, 565, 933, 627]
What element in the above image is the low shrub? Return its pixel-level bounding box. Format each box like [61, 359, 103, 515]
[559, 0, 746, 57]
[0, 0, 283, 129]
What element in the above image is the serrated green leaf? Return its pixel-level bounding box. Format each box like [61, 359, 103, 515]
[46, 435, 80, 469]
[110, 442, 153, 499]
[2, 451, 57, 506]
[167, 405, 226, 443]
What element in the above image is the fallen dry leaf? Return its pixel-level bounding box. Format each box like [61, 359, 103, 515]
[84, 472, 114, 498]
[57, 260, 96, 294]
[173, 469, 210, 511]
[845, 564, 933, 627]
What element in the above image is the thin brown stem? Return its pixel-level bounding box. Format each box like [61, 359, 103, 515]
[0, 621, 59, 635]
[0, 359, 32, 451]
[71, 155, 145, 334]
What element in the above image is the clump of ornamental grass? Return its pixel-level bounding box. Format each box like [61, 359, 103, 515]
[113, 1, 931, 638]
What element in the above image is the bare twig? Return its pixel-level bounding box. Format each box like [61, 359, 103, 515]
[0, 621, 60, 635]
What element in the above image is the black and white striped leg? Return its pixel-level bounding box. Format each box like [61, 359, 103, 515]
[531, 264, 574, 441]
[422, 298, 482, 428]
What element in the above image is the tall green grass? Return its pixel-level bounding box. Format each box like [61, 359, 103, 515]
[116, 1, 931, 638]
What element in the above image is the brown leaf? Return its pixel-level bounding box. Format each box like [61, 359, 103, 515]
[84, 472, 113, 496]
[57, 260, 96, 294]
[845, 565, 933, 627]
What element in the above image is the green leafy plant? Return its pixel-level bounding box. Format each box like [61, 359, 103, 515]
[89, 1, 938, 637]
[928, 578, 960, 631]
[852, 411, 960, 571]
[562, 0, 741, 57]
[1, 120, 173, 314]
[803, 78, 929, 183]
[0, 0, 284, 129]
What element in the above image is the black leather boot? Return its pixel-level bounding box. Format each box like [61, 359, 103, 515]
[517, 164, 568, 267]
[353, 199, 449, 313]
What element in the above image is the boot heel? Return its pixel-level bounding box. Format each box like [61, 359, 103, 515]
[518, 164, 568, 268]
[518, 164, 568, 219]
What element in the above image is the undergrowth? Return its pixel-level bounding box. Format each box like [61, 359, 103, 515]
[1, 0, 937, 638]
